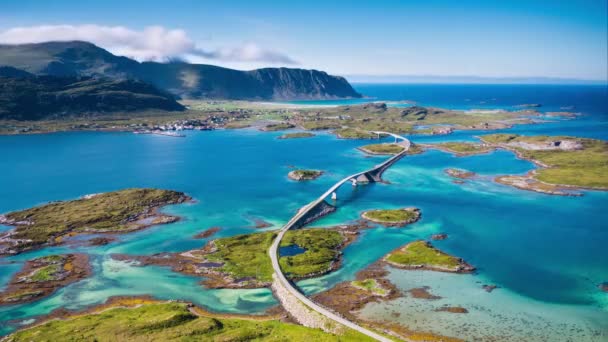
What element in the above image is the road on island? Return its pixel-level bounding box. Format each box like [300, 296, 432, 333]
[268, 132, 410, 342]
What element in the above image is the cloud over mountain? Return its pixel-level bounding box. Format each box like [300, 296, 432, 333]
[0, 24, 297, 64]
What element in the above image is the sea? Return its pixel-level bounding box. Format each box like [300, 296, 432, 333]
[0, 84, 606, 340]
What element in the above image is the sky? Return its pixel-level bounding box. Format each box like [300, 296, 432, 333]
[0, 0, 607, 81]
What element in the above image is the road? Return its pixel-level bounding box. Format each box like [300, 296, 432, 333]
[268, 133, 410, 342]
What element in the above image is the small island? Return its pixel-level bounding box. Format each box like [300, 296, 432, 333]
[278, 132, 315, 139]
[361, 207, 421, 227]
[5, 298, 369, 341]
[288, 169, 323, 181]
[423, 142, 496, 156]
[0, 254, 90, 305]
[358, 143, 405, 155]
[445, 168, 476, 179]
[260, 122, 296, 131]
[334, 128, 378, 139]
[384, 240, 475, 273]
[113, 228, 355, 289]
[0, 188, 191, 255]
[480, 134, 608, 193]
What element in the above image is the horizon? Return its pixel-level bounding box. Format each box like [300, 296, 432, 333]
[1, 0, 606, 82]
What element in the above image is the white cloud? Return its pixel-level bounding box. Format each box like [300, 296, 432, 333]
[0, 24, 297, 64]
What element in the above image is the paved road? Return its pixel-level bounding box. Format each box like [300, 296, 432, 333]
[268, 133, 410, 342]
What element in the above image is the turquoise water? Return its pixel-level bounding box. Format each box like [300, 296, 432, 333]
[0, 84, 607, 339]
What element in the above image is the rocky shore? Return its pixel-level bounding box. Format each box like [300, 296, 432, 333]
[0, 254, 90, 305]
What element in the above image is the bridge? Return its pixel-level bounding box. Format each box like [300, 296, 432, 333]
[268, 132, 410, 342]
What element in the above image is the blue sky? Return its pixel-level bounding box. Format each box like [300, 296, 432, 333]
[0, 0, 606, 81]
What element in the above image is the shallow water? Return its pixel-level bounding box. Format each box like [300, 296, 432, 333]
[0, 84, 606, 339]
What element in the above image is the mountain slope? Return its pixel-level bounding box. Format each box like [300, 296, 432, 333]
[0, 74, 185, 120]
[0, 41, 361, 100]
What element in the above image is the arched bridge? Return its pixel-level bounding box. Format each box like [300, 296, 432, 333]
[268, 132, 411, 342]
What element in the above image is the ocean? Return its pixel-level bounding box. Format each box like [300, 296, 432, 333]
[0, 84, 606, 340]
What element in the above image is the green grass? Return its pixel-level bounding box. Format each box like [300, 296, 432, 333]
[280, 229, 344, 278]
[290, 169, 323, 180]
[278, 132, 315, 139]
[360, 143, 405, 154]
[362, 208, 419, 223]
[386, 241, 460, 269]
[28, 264, 62, 282]
[4, 188, 187, 247]
[204, 229, 345, 282]
[334, 128, 377, 139]
[8, 302, 374, 341]
[482, 134, 608, 188]
[262, 122, 295, 131]
[351, 279, 387, 295]
[434, 142, 494, 154]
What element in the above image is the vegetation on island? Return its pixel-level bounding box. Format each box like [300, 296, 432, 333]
[261, 122, 296, 131]
[288, 169, 323, 181]
[361, 208, 421, 226]
[481, 134, 608, 189]
[359, 143, 405, 155]
[351, 279, 388, 296]
[278, 132, 315, 139]
[0, 254, 90, 305]
[0, 188, 190, 255]
[6, 301, 373, 341]
[426, 142, 496, 156]
[334, 127, 378, 139]
[384, 241, 475, 273]
[117, 228, 353, 288]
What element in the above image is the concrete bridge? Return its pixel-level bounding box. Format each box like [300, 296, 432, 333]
[268, 132, 411, 342]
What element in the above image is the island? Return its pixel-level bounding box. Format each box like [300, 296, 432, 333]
[334, 128, 378, 139]
[261, 122, 296, 131]
[361, 207, 421, 227]
[278, 132, 315, 139]
[383, 240, 475, 273]
[288, 169, 323, 181]
[5, 297, 371, 341]
[113, 228, 356, 289]
[480, 134, 608, 194]
[358, 143, 405, 155]
[422, 142, 496, 156]
[0, 188, 191, 255]
[0, 254, 90, 305]
[445, 168, 476, 179]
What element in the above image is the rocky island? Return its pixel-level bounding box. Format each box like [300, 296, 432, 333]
[383, 240, 475, 273]
[445, 168, 476, 179]
[361, 208, 421, 227]
[480, 134, 608, 194]
[288, 169, 323, 181]
[0, 188, 191, 255]
[0, 254, 90, 305]
[358, 143, 405, 155]
[423, 142, 496, 156]
[113, 228, 356, 289]
[278, 132, 315, 139]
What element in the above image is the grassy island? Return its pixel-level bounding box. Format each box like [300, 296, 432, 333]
[0, 188, 190, 255]
[334, 128, 377, 139]
[384, 241, 475, 273]
[288, 169, 323, 181]
[481, 134, 608, 190]
[278, 132, 315, 139]
[424, 142, 496, 156]
[351, 279, 389, 296]
[116, 228, 353, 288]
[0, 254, 90, 305]
[261, 122, 295, 131]
[361, 207, 421, 226]
[359, 143, 405, 155]
[7, 301, 372, 341]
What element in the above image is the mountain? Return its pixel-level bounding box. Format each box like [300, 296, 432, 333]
[0, 74, 185, 120]
[0, 41, 362, 100]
